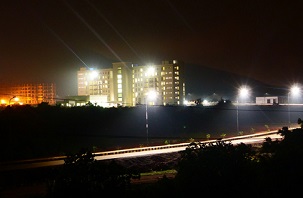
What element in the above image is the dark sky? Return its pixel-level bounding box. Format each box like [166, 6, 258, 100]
[1, 0, 303, 97]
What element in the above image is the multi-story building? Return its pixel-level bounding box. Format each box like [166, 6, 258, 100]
[132, 63, 162, 105]
[160, 60, 185, 106]
[77, 66, 114, 105]
[0, 83, 56, 106]
[77, 60, 185, 107]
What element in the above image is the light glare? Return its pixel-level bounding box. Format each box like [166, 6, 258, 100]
[147, 90, 157, 101]
[290, 85, 300, 96]
[238, 86, 250, 98]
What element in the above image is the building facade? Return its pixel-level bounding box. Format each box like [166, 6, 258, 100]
[160, 60, 185, 106]
[77, 60, 185, 107]
[0, 83, 56, 106]
[256, 96, 280, 105]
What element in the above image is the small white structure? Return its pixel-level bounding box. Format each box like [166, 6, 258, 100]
[89, 95, 110, 107]
[256, 96, 280, 105]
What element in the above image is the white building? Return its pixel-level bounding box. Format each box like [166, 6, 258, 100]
[77, 60, 185, 107]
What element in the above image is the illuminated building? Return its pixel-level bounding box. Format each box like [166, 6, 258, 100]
[0, 83, 56, 106]
[132, 64, 162, 105]
[77, 60, 185, 107]
[77, 62, 132, 107]
[132, 60, 186, 106]
[160, 60, 185, 106]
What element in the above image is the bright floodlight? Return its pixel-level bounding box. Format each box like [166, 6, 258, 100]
[147, 90, 157, 101]
[89, 70, 98, 80]
[184, 100, 188, 105]
[290, 85, 301, 96]
[202, 99, 209, 106]
[238, 86, 250, 98]
[146, 67, 155, 76]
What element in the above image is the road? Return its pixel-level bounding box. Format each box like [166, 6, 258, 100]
[0, 130, 285, 172]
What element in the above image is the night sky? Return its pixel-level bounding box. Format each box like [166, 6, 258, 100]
[1, 0, 302, 97]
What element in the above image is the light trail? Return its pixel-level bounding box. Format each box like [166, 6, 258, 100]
[86, 0, 142, 61]
[44, 24, 90, 69]
[0, 129, 286, 172]
[63, 0, 125, 64]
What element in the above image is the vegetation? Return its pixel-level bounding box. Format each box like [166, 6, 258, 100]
[47, 148, 140, 197]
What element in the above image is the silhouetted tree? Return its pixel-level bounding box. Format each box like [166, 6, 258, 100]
[173, 140, 259, 196]
[298, 118, 303, 128]
[47, 148, 133, 198]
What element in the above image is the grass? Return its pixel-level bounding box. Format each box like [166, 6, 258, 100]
[141, 169, 177, 176]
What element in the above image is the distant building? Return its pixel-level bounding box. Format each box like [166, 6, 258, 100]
[0, 83, 56, 106]
[77, 66, 115, 105]
[256, 96, 279, 105]
[256, 96, 288, 105]
[76, 60, 185, 107]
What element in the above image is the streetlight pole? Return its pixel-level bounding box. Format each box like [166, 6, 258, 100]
[145, 101, 149, 145]
[145, 90, 157, 146]
[288, 92, 290, 126]
[236, 86, 250, 134]
[287, 84, 301, 127]
[236, 98, 239, 133]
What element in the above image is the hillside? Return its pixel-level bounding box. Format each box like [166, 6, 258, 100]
[184, 63, 287, 101]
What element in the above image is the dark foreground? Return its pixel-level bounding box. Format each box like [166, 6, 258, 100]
[1, 104, 302, 162]
[0, 152, 181, 198]
[2, 127, 303, 197]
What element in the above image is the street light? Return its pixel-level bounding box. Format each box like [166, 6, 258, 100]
[236, 86, 250, 133]
[145, 90, 157, 145]
[288, 84, 301, 126]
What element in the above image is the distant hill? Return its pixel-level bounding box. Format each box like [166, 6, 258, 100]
[183, 63, 287, 101]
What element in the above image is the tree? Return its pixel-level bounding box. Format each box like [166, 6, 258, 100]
[174, 140, 258, 196]
[298, 118, 303, 128]
[48, 148, 134, 197]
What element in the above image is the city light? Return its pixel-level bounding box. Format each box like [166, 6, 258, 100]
[1, 99, 6, 105]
